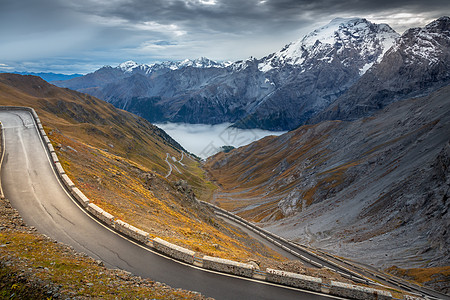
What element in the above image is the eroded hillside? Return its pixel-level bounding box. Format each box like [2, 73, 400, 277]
[205, 85, 450, 273]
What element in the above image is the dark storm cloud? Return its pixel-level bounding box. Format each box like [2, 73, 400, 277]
[66, 0, 448, 31]
[1, 0, 448, 73]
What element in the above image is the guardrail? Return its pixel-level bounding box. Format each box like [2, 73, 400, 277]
[329, 281, 392, 300]
[266, 268, 323, 292]
[0, 106, 412, 300]
[202, 256, 255, 278]
[153, 237, 195, 264]
[0, 121, 5, 200]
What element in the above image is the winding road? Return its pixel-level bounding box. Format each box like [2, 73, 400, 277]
[0, 110, 340, 300]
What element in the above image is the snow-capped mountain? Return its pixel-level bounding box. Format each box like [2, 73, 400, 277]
[259, 18, 398, 75]
[395, 16, 450, 66]
[232, 17, 399, 129]
[54, 17, 447, 131]
[178, 57, 230, 68]
[312, 16, 450, 123]
[118, 57, 228, 74]
[52, 57, 230, 101]
[118, 60, 140, 72]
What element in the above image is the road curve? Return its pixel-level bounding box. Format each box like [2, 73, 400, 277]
[0, 110, 339, 300]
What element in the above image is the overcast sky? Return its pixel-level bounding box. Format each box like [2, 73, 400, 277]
[0, 0, 448, 74]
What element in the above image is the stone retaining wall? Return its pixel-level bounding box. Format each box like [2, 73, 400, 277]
[87, 203, 115, 227]
[114, 219, 149, 244]
[54, 162, 66, 175]
[70, 187, 90, 207]
[330, 281, 392, 300]
[51, 152, 59, 163]
[61, 174, 75, 188]
[202, 256, 254, 278]
[403, 295, 425, 300]
[153, 237, 195, 264]
[266, 268, 322, 292]
[0, 121, 4, 200]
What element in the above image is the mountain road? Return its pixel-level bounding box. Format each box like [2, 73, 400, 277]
[0, 109, 340, 300]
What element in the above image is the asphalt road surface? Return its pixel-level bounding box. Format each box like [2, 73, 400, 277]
[0, 110, 341, 300]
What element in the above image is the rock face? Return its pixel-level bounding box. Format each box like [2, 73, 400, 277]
[205, 85, 450, 269]
[54, 18, 399, 130]
[312, 16, 450, 123]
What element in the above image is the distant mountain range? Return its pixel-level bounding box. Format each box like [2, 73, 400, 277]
[4, 72, 83, 82]
[116, 57, 231, 74]
[54, 17, 449, 131]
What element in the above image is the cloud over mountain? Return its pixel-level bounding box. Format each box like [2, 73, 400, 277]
[1, 0, 449, 74]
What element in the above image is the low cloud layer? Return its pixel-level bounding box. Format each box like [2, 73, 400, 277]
[155, 122, 286, 158]
[1, 0, 448, 73]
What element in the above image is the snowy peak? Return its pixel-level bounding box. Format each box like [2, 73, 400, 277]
[390, 16, 450, 66]
[311, 16, 450, 125]
[178, 57, 225, 68]
[118, 60, 140, 72]
[116, 57, 227, 75]
[301, 18, 397, 52]
[117, 60, 172, 74]
[301, 17, 366, 47]
[259, 17, 399, 73]
[425, 16, 450, 32]
[230, 57, 258, 72]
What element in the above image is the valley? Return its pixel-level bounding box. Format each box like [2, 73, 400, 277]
[0, 12, 449, 300]
[155, 122, 286, 159]
[0, 73, 390, 299]
[0, 73, 287, 265]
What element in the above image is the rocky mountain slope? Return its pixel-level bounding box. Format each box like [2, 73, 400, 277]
[205, 84, 450, 271]
[54, 18, 399, 130]
[312, 16, 450, 124]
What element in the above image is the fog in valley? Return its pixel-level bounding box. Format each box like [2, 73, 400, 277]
[155, 122, 286, 159]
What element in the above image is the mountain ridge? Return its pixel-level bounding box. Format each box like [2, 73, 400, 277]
[311, 16, 450, 124]
[53, 17, 402, 130]
[116, 57, 230, 74]
[258, 17, 398, 74]
[0, 71, 83, 82]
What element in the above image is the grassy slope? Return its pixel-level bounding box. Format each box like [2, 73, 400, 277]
[205, 123, 339, 222]
[386, 266, 450, 295]
[0, 73, 284, 263]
